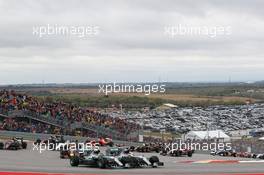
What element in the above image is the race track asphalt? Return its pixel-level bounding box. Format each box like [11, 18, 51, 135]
[0, 142, 264, 175]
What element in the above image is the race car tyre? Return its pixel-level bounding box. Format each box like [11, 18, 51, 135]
[160, 152, 166, 156]
[108, 142, 114, 147]
[174, 151, 180, 157]
[97, 158, 107, 169]
[149, 156, 159, 166]
[0, 142, 4, 149]
[60, 153, 65, 159]
[219, 152, 224, 156]
[187, 151, 193, 157]
[155, 148, 160, 153]
[22, 142, 27, 149]
[70, 156, 79, 167]
[130, 146, 135, 152]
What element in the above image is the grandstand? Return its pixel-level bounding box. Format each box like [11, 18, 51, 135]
[0, 90, 140, 141]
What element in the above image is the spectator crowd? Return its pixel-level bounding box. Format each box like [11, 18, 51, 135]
[0, 90, 140, 138]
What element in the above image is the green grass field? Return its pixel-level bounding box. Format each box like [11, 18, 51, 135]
[5, 83, 264, 109]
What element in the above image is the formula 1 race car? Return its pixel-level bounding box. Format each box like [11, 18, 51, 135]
[70, 147, 164, 169]
[236, 152, 257, 158]
[70, 147, 123, 168]
[171, 149, 193, 157]
[16, 137, 27, 149]
[0, 137, 27, 150]
[210, 149, 257, 158]
[43, 135, 65, 150]
[84, 139, 100, 147]
[256, 154, 264, 159]
[98, 137, 114, 147]
[60, 141, 85, 159]
[161, 148, 193, 157]
[107, 147, 164, 168]
[60, 142, 74, 159]
[132, 143, 162, 153]
[210, 149, 236, 157]
[84, 137, 113, 147]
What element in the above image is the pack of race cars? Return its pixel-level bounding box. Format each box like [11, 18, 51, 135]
[35, 136, 164, 169]
[2, 134, 264, 170]
[31, 135, 164, 169]
[59, 137, 115, 158]
[211, 149, 264, 159]
[129, 143, 194, 157]
[0, 135, 164, 169]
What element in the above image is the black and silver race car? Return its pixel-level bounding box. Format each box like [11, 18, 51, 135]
[108, 147, 164, 168]
[70, 147, 123, 168]
[70, 147, 164, 169]
[160, 148, 193, 157]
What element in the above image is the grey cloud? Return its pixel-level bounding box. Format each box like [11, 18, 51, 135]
[0, 0, 263, 84]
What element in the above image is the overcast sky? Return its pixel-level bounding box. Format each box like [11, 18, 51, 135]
[0, 0, 263, 84]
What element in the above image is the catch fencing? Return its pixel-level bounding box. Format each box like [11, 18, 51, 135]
[0, 130, 142, 146]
